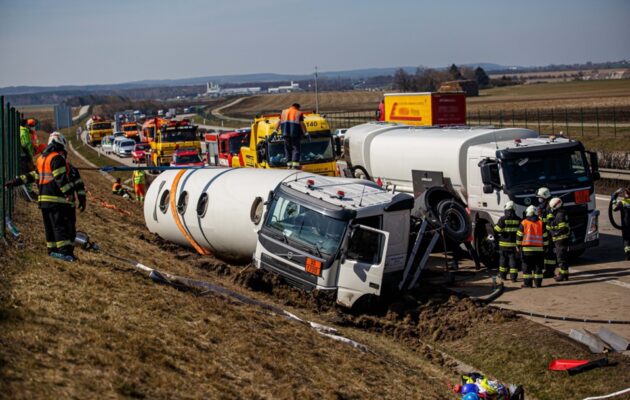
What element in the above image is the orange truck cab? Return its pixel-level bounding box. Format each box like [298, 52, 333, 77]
[122, 122, 140, 139]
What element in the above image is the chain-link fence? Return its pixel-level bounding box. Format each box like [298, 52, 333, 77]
[0, 96, 23, 239]
[323, 107, 630, 138]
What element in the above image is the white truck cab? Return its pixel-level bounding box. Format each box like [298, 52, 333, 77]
[254, 175, 417, 307]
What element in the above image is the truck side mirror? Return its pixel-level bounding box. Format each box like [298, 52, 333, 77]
[587, 151, 600, 181]
[479, 159, 500, 190]
[334, 136, 342, 157]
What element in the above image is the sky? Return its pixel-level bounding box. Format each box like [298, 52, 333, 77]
[0, 0, 629, 87]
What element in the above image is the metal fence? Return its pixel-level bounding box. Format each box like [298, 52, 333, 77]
[0, 96, 23, 239]
[324, 107, 630, 137]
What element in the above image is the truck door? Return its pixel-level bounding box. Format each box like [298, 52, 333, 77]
[336, 225, 389, 308]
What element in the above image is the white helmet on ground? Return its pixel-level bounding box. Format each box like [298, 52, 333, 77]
[504, 201, 515, 210]
[526, 205, 537, 217]
[536, 187, 551, 200]
[48, 131, 68, 149]
[549, 197, 563, 210]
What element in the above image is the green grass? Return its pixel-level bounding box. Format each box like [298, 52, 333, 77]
[479, 79, 630, 98]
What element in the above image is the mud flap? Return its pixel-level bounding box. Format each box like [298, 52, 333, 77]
[337, 225, 389, 308]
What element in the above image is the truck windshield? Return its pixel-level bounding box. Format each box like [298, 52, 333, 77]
[161, 130, 197, 142]
[123, 126, 137, 131]
[174, 154, 201, 164]
[264, 195, 346, 256]
[92, 123, 111, 130]
[229, 135, 249, 154]
[267, 136, 334, 167]
[502, 149, 590, 190]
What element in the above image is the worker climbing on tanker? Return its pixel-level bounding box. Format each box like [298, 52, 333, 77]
[611, 187, 630, 260]
[536, 187, 557, 278]
[494, 201, 521, 282]
[275, 103, 308, 170]
[4, 131, 86, 262]
[516, 205, 549, 288]
[546, 197, 571, 281]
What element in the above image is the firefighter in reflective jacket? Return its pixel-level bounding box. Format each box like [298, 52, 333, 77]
[517, 205, 550, 288]
[612, 188, 630, 260]
[536, 186, 557, 277]
[493, 201, 521, 281]
[547, 197, 571, 281]
[5, 132, 85, 261]
[275, 103, 307, 169]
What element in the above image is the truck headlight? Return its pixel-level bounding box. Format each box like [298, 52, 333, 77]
[585, 211, 599, 242]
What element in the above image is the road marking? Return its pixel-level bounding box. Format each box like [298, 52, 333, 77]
[596, 195, 611, 201]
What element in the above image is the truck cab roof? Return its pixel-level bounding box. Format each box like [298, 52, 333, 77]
[280, 175, 414, 219]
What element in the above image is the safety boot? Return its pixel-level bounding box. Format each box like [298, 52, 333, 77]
[510, 273, 518, 282]
[554, 274, 569, 282]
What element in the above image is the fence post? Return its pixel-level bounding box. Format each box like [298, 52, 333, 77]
[551, 108, 555, 134]
[524, 108, 528, 128]
[512, 109, 515, 127]
[613, 106, 617, 137]
[0, 96, 4, 239]
[580, 107, 584, 136]
[596, 106, 600, 136]
[477, 110, 481, 125]
[537, 108, 541, 133]
[565, 107, 569, 137]
[8, 105, 15, 217]
[499, 110, 504, 128]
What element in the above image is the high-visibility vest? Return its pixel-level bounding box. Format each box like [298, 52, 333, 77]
[112, 182, 122, 193]
[36, 151, 73, 205]
[279, 107, 303, 137]
[519, 219, 546, 252]
[133, 170, 145, 184]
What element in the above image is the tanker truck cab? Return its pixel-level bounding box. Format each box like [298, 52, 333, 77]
[240, 113, 338, 175]
[473, 136, 600, 262]
[255, 175, 415, 307]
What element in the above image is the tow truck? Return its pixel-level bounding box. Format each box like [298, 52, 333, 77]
[145, 119, 200, 169]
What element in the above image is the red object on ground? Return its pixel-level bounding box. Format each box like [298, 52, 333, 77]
[548, 359, 589, 371]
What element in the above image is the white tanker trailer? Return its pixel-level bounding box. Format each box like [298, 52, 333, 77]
[339, 123, 601, 266]
[144, 168, 307, 261]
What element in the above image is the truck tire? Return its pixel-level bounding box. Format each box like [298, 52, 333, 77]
[436, 199, 470, 243]
[475, 221, 499, 269]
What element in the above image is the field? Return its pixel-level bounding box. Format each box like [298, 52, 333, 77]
[1, 129, 630, 399]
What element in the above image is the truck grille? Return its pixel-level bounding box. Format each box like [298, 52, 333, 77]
[565, 208, 587, 246]
[260, 253, 317, 289]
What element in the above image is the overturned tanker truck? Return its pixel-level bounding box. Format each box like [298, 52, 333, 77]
[145, 168, 442, 307]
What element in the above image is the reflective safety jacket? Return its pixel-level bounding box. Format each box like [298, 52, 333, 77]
[493, 212, 520, 248]
[112, 182, 123, 194]
[547, 209, 571, 244]
[279, 106, 304, 138]
[132, 169, 146, 185]
[517, 217, 549, 253]
[17, 147, 78, 208]
[20, 126, 34, 158]
[613, 197, 630, 234]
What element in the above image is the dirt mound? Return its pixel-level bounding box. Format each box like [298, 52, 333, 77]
[233, 267, 336, 312]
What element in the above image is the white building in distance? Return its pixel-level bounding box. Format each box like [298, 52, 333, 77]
[268, 81, 302, 94]
[202, 82, 262, 97]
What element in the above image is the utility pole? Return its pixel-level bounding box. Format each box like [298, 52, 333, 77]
[314, 66, 319, 113]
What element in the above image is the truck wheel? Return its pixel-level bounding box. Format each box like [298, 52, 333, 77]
[475, 222, 498, 269]
[436, 199, 470, 243]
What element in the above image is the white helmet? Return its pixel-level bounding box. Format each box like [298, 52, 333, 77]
[526, 205, 537, 217]
[536, 187, 551, 200]
[48, 131, 68, 149]
[504, 201, 515, 210]
[549, 197, 563, 210]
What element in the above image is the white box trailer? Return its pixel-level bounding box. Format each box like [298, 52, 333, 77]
[341, 123, 601, 265]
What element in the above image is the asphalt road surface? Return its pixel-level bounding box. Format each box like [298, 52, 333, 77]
[443, 196, 630, 341]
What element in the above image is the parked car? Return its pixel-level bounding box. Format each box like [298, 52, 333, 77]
[115, 139, 136, 157]
[101, 135, 115, 154]
[131, 142, 151, 164]
[170, 148, 204, 167]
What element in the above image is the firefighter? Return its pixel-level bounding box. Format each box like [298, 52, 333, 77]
[536, 186, 556, 277]
[546, 197, 571, 281]
[493, 201, 521, 281]
[5, 132, 85, 261]
[275, 103, 307, 169]
[132, 169, 146, 203]
[612, 188, 630, 260]
[516, 205, 549, 288]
